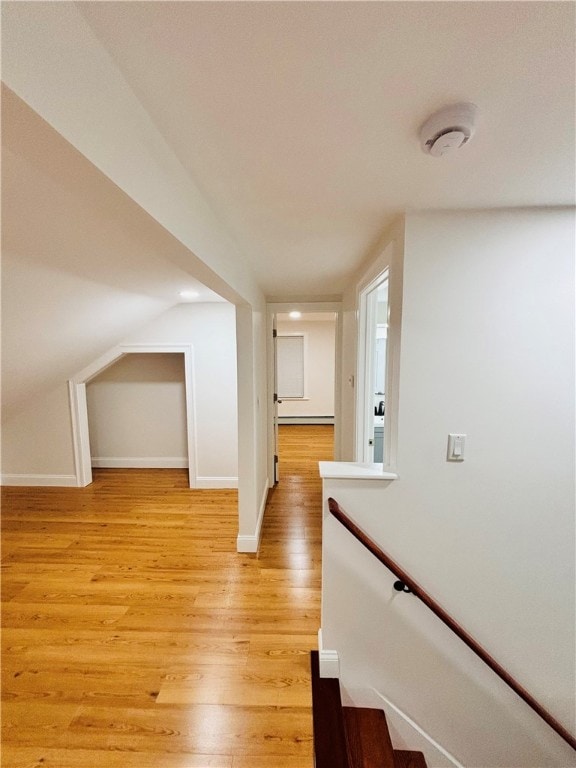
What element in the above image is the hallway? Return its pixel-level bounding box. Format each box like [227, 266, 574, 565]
[1, 425, 333, 767]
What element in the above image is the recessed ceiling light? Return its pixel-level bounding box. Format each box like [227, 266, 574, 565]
[179, 290, 200, 300]
[289, 311, 302, 319]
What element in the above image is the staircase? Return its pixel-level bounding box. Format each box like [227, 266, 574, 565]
[311, 651, 427, 768]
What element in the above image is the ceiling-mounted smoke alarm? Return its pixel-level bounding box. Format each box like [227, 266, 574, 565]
[419, 103, 478, 157]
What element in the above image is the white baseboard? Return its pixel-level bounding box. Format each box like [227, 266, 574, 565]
[0, 474, 79, 487]
[335, 681, 461, 768]
[91, 457, 189, 469]
[317, 628, 341, 678]
[318, 634, 459, 766]
[371, 689, 463, 768]
[196, 476, 238, 489]
[236, 534, 258, 553]
[236, 478, 269, 553]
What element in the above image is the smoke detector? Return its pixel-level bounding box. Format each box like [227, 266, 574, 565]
[419, 103, 478, 157]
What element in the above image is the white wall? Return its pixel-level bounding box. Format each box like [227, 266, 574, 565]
[277, 317, 336, 418]
[123, 303, 238, 485]
[87, 353, 188, 468]
[236, 303, 270, 551]
[324, 208, 576, 765]
[0, 385, 78, 486]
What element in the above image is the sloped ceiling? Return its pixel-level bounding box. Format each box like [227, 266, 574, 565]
[1, 89, 225, 413]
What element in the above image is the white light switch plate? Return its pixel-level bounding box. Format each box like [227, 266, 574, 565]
[447, 433, 466, 461]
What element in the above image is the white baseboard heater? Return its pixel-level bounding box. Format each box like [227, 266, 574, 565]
[278, 416, 335, 425]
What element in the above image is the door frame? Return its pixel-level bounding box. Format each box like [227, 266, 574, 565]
[356, 270, 388, 463]
[272, 314, 279, 483]
[354, 235, 403, 473]
[266, 301, 342, 486]
[68, 343, 197, 488]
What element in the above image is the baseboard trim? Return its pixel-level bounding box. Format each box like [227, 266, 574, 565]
[91, 457, 189, 469]
[0, 474, 79, 487]
[318, 628, 340, 678]
[236, 478, 269, 553]
[196, 476, 238, 489]
[371, 688, 464, 768]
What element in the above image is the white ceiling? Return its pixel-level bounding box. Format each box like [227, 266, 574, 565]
[2, 1, 575, 302]
[77, 0, 575, 297]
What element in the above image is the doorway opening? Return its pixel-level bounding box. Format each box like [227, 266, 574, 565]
[68, 344, 197, 488]
[86, 353, 188, 470]
[357, 270, 389, 464]
[267, 304, 341, 485]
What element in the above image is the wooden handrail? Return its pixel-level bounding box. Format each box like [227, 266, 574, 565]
[327, 497, 576, 752]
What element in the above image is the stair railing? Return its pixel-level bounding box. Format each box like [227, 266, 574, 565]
[327, 497, 576, 752]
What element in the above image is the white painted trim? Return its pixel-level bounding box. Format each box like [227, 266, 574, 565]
[319, 461, 398, 480]
[317, 629, 341, 678]
[267, 310, 280, 486]
[196, 476, 238, 489]
[68, 379, 92, 486]
[73, 347, 125, 385]
[91, 457, 189, 469]
[333, 309, 343, 462]
[1, 474, 78, 487]
[236, 535, 258, 553]
[236, 478, 269, 552]
[180, 345, 198, 489]
[69, 344, 198, 488]
[371, 688, 465, 768]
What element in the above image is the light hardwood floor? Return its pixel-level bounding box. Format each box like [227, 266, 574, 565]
[1, 425, 333, 768]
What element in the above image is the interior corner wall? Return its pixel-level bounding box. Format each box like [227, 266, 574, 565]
[123, 303, 238, 484]
[1, 384, 77, 484]
[276, 318, 336, 418]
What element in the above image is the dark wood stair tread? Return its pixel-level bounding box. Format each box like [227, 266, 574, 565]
[343, 706, 396, 768]
[310, 651, 427, 768]
[394, 749, 428, 768]
[310, 650, 350, 768]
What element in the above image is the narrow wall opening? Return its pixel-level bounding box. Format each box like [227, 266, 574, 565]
[86, 353, 188, 470]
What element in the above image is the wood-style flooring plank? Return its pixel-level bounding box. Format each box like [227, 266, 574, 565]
[1, 425, 333, 767]
[1, 748, 232, 768]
